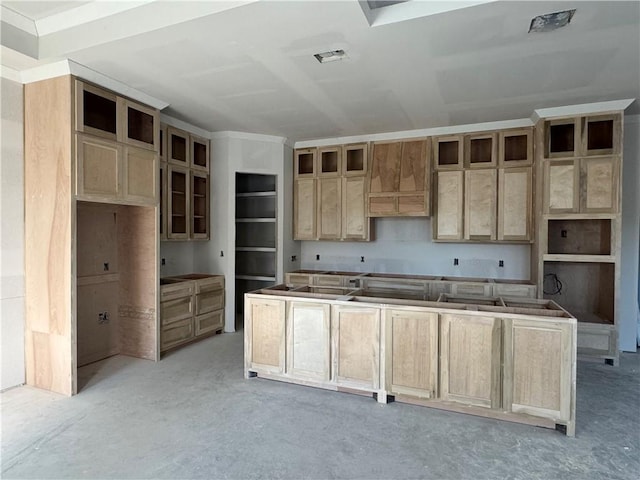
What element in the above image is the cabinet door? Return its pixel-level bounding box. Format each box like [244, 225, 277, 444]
[168, 165, 190, 240]
[331, 305, 380, 389]
[122, 146, 158, 205]
[286, 301, 331, 381]
[295, 148, 316, 177]
[77, 280, 119, 367]
[386, 309, 438, 399]
[434, 171, 464, 240]
[498, 167, 532, 241]
[294, 178, 316, 240]
[317, 177, 342, 240]
[343, 143, 368, 176]
[399, 139, 429, 216]
[499, 128, 533, 167]
[581, 157, 619, 214]
[440, 313, 502, 408]
[190, 135, 210, 172]
[503, 318, 574, 422]
[159, 163, 167, 240]
[167, 127, 190, 166]
[191, 172, 209, 239]
[368, 141, 402, 216]
[318, 146, 341, 177]
[434, 135, 463, 170]
[121, 99, 158, 151]
[76, 133, 121, 200]
[464, 169, 497, 240]
[75, 80, 118, 141]
[342, 176, 369, 241]
[245, 297, 285, 374]
[544, 160, 579, 214]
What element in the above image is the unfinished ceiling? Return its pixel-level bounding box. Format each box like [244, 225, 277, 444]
[2, 0, 639, 141]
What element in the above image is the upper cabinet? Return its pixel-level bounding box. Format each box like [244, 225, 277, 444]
[73, 79, 159, 206]
[543, 115, 621, 159]
[161, 124, 211, 241]
[294, 143, 371, 241]
[368, 138, 430, 217]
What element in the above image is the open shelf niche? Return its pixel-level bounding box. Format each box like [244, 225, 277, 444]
[235, 173, 277, 325]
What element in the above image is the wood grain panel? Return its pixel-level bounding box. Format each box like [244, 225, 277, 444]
[399, 140, 427, 192]
[343, 176, 368, 240]
[249, 298, 285, 372]
[369, 142, 401, 193]
[582, 157, 618, 213]
[294, 178, 316, 240]
[434, 171, 464, 240]
[76, 133, 120, 199]
[25, 75, 75, 395]
[498, 167, 532, 241]
[317, 177, 341, 239]
[123, 146, 158, 204]
[464, 169, 497, 240]
[545, 161, 578, 213]
[77, 280, 119, 367]
[76, 202, 118, 277]
[287, 302, 330, 380]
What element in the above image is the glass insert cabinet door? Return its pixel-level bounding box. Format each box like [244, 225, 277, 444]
[76, 81, 118, 140]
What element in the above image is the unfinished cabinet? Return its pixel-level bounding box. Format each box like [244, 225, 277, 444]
[503, 318, 574, 425]
[245, 297, 286, 375]
[331, 305, 381, 390]
[498, 167, 532, 241]
[168, 165, 189, 240]
[318, 146, 341, 177]
[465, 132, 497, 168]
[25, 76, 160, 395]
[295, 148, 316, 177]
[294, 178, 316, 240]
[440, 313, 501, 408]
[190, 134, 210, 172]
[433, 135, 463, 170]
[191, 172, 209, 239]
[385, 309, 438, 399]
[499, 128, 533, 167]
[122, 145, 158, 204]
[368, 139, 429, 217]
[317, 177, 342, 240]
[167, 127, 189, 166]
[464, 169, 497, 241]
[545, 118, 580, 159]
[286, 301, 331, 381]
[583, 114, 621, 156]
[122, 99, 159, 151]
[342, 176, 368, 240]
[433, 171, 464, 240]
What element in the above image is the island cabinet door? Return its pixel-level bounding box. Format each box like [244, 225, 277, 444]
[331, 306, 381, 390]
[245, 297, 286, 375]
[440, 314, 502, 408]
[385, 309, 438, 399]
[286, 302, 331, 381]
[503, 318, 574, 422]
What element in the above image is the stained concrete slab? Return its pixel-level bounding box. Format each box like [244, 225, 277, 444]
[2, 332, 638, 479]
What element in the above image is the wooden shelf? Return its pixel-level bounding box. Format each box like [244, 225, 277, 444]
[236, 275, 276, 282]
[543, 254, 615, 263]
[236, 247, 277, 252]
[235, 218, 276, 223]
[236, 191, 276, 198]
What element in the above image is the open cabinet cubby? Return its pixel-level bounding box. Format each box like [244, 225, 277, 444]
[438, 140, 460, 166]
[469, 137, 493, 164]
[320, 149, 339, 174]
[236, 195, 277, 219]
[543, 261, 614, 325]
[547, 121, 576, 157]
[503, 134, 528, 163]
[346, 148, 364, 172]
[547, 219, 612, 255]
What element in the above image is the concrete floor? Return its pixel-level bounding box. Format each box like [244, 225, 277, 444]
[2, 332, 639, 480]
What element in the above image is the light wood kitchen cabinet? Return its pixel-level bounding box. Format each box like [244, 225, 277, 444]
[317, 177, 342, 240]
[544, 157, 619, 215]
[295, 147, 317, 177]
[385, 309, 438, 399]
[76, 133, 121, 200]
[343, 143, 368, 176]
[499, 128, 533, 167]
[465, 132, 497, 168]
[503, 318, 574, 425]
[122, 99, 159, 151]
[464, 169, 497, 241]
[368, 139, 429, 217]
[75, 80, 118, 141]
[434, 170, 464, 240]
[159, 162, 167, 240]
[318, 146, 341, 177]
[331, 305, 381, 390]
[440, 313, 502, 408]
[433, 135, 464, 170]
[191, 172, 209, 239]
[122, 145, 158, 204]
[167, 126, 190, 166]
[190, 134, 210, 172]
[342, 176, 368, 240]
[286, 301, 331, 381]
[168, 165, 189, 240]
[498, 167, 532, 241]
[245, 297, 286, 375]
[294, 178, 316, 240]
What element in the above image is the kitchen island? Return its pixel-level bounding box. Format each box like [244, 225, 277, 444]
[244, 285, 576, 436]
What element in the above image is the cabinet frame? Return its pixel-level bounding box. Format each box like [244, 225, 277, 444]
[499, 128, 533, 167]
[582, 114, 621, 156]
[295, 148, 317, 178]
[343, 143, 368, 176]
[167, 126, 190, 167]
[433, 135, 464, 170]
[75, 133, 122, 201]
[167, 164, 190, 240]
[190, 171, 210, 240]
[463, 168, 497, 241]
[318, 146, 342, 177]
[545, 117, 581, 159]
[122, 145, 159, 205]
[121, 98, 159, 151]
[433, 170, 464, 240]
[465, 132, 497, 168]
[190, 134, 210, 172]
[498, 166, 532, 241]
[75, 80, 119, 141]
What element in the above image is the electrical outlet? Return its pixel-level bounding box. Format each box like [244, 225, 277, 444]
[499, 260, 504, 267]
[316, 254, 320, 261]
[103, 262, 109, 271]
[161, 258, 166, 266]
[561, 230, 567, 238]
[360, 256, 365, 263]
[453, 258, 459, 266]
[291, 255, 297, 262]
[98, 311, 110, 324]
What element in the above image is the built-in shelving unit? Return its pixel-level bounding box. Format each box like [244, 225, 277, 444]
[235, 173, 277, 326]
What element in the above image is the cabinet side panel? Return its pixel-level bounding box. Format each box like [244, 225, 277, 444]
[118, 205, 158, 360]
[24, 76, 74, 395]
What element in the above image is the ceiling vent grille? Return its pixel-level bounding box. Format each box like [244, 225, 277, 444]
[529, 9, 576, 33]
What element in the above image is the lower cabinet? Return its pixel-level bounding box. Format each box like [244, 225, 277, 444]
[331, 305, 381, 390]
[385, 309, 438, 399]
[439, 313, 502, 408]
[503, 318, 573, 422]
[245, 297, 286, 374]
[286, 301, 331, 381]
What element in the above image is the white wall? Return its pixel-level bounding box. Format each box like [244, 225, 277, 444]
[0, 77, 25, 390]
[620, 115, 640, 352]
[301, 219, 530, 279]
[194, 132, 300, 332]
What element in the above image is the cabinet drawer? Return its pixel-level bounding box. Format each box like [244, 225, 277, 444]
[160, 281, 194, 301]
[286, 273, 313, 286]
[160, 296, 193, 325]
[196, 289, 224, 315]
[195, 310, 224, 336]
[196, 276, 224, 293]
[315, 275, 344, 287]
[450, 283, 492, 297]
[492, 283, 536, 298]
[161, 318, 193, 351]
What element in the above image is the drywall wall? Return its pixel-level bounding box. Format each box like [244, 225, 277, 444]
[159, 242, 195, 277]
[194, 132, 300, 332]
[300, 218, 530, 279]
[1, 77, 25, 390]
[620, 114, 640, 352]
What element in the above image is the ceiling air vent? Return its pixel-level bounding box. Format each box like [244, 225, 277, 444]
[314, 50, 347, 64]
[529, 9, 576, 33]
